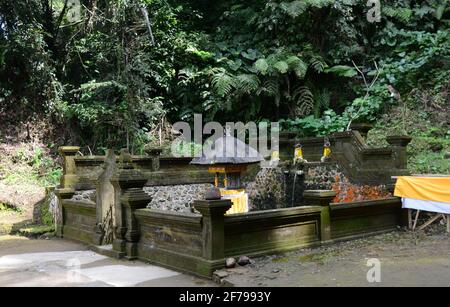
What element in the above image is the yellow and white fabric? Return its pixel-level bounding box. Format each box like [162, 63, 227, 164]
[394, 176, 450, 214]
[220, 189, 249, 215]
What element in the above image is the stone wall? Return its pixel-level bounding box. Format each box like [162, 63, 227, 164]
[71, 190, 96, 203]
[55, 147, 407, 278]
[278, 131, 412, 185]
[244, 162, 393, 210]
[144, 184, 213, 213]
[302, 163, 392, 203]
[246, 168, 286, 211]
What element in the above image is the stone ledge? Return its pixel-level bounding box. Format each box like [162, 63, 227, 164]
[330, 197, 401, 210]
[225, 206, 322, 222]
[386, 135, 413, 147]
[135, 208, 202, 229]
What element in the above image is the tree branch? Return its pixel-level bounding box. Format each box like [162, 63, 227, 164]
[346, 61, 381, 131]
[55, 0, 69, 37]
[139, 5, 155, 46]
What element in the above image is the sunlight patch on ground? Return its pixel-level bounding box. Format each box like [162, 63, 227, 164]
[0, 251, 107, 269]
[0, 249, 181, 287]
[80, 265, 180, 287]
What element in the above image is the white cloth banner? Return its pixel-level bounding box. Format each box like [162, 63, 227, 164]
[402, 198, 450, 214]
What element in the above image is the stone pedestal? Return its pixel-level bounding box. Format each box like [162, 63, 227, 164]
[194, 199, 232, 261]
[54, 188, 75, 237]
[302, 190, 337, 243]
[58, 146, 80, 189]
[350, 123, 373, 139]
[122, 188, 151, 259]
[144, 146, 162, 171]
[303, 190, 337, 206]
[110, 149, 151, 259]
[386, 136, 412, 169]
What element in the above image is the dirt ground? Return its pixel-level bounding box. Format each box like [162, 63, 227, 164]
[220, 230, 450, 287]
[0, 183, 45, 211]
[0, 183, 46, 235]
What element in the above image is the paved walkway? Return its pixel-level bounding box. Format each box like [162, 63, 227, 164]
[0, 235, 216, 287]
[3, 232, 450, 287]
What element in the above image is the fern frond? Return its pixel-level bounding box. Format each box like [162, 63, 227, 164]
[313, 88, 331, 116]
[235, 74, 261, 94]
[309, 56, 327, 73]
[383, 6, 413, 23]
[258, 78, 280, 98]
[292, 85, 314, 116]
[212, 70, 236, 97]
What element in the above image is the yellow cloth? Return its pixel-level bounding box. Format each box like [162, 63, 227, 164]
[294, 148, 303, 159]
[220, 189, 249, 215]
[271, 151, 280, 160]
[394, 177, 450, 203]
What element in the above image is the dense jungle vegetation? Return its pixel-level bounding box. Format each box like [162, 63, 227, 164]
[0, 0, 449, 177]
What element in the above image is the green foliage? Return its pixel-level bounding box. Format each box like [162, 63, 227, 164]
[17, 225, 55, 236]
[325, 65, 358, 78]
[212, 69, 236, 97]
[0, 0, 449, 154]
[280, 109, 349, 137]
[367, 101, 449, 175]
[409, 151, 449, 174]
[0, 144, 61, 187]
[0, 203, 20, 212]
[40, 201, 54, 227]
[164, 140, 203, 157]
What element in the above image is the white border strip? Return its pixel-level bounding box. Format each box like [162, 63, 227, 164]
[402, 198, 450, 214]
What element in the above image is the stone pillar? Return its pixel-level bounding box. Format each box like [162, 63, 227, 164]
[121, 188, 151, 259]
[110, 149, 151, 259]
[194, 199, 232, 261]
[302, 190, 337, 243]
[93, 149, 116, 246]
[145, 146, 162, 171]
[386, 136, 412, 169]
[58, 146, 80, 189]
[349, 123, 373, 139]
[54, 188, 75, 237]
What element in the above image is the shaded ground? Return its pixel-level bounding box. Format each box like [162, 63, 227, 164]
[0, 235, 216, 287]
[220, 230, 450, 287]
[0, 183, 47, 235]
[0, 211, 31, 235]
